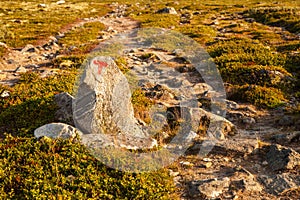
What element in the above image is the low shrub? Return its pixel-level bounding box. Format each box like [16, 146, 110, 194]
[229, 84, 286, 108]
[0, 135, 177, 199]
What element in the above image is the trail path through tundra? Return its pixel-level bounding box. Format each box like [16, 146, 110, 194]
[0, 3, 299, 199]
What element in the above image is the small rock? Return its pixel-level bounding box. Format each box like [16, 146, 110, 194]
[262, 161, 268, 166]
[230, 177, 262, 193]
[242, 116, 256, 124]
[180, 161, 193, 166]
[21, 44, 36, 53]
[0, 90, 10, 98]
[245, 18, 255, 23]
[172, 49, 184, 56]
[34, 123, 82, 140]
[258, 173, 300, 195]
[169, 170, 180, 177]
[278, 116, 294, 126]
[204, 162, 212, 168]
[198, 178, 230, 199]
[266, 144, 300, 171]
[49, 36, 58, 43]
[38, 4, 46, 8]
[226, 100, 239, 110]
[157, 7, 178, 15]
[203, 158, 212, 162]
[56, 0, 65, 5]
[6, 59, 15, 64]
[24, 64, 39, 69]
[0, 42, 8, 48]
[14, 66, 27, 73]
[271, 131, 300, 144]
[54, 92, 74, 125]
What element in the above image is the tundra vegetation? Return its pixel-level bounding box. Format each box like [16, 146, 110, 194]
[0, 0, 299, 198]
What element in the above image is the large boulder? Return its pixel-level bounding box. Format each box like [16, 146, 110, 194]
[73, 56, 157, 149]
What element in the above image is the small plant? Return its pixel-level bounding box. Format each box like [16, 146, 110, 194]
[131, 89, 154, 124]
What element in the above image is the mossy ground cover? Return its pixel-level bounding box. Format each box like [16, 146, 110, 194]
[0, 0, 111, 48]
[0, 135, 176, 199]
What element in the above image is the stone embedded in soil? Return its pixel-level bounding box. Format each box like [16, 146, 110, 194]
[54, 92, 74, 125]
[258, 173, 300, 195]
[266, 144, 300, 171]
[34, 122, 82, 140]
[14, 66, 27, 73]
[156, 7, 178, 15]
[271, 131, 300, 144]
[198, 177, 230, 199]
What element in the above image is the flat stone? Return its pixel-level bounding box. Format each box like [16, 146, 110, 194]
[34, 123, 82, 140]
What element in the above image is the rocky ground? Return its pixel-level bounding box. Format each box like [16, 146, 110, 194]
[0, 3, 299, 200]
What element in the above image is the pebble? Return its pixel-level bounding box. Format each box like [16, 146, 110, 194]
[0, 90, 10, 98]
[242, 117, 256, 124]
[38, 4, 47, 8]
[21, 44, 36, 53]
[14, 66, 27, 73]
[56, 0, 65, 5]
[262, 161, 268, 166]
[203, 158, 212, 162]
[204, 162, 212, 168]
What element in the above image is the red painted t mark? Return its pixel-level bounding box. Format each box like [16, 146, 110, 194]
[93, 60, 108, 75]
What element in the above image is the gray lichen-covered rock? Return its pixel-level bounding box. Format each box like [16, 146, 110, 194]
[73, 56, 157, 149]
[34, 123, 82, 140]
[54, 92, 74, 125]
